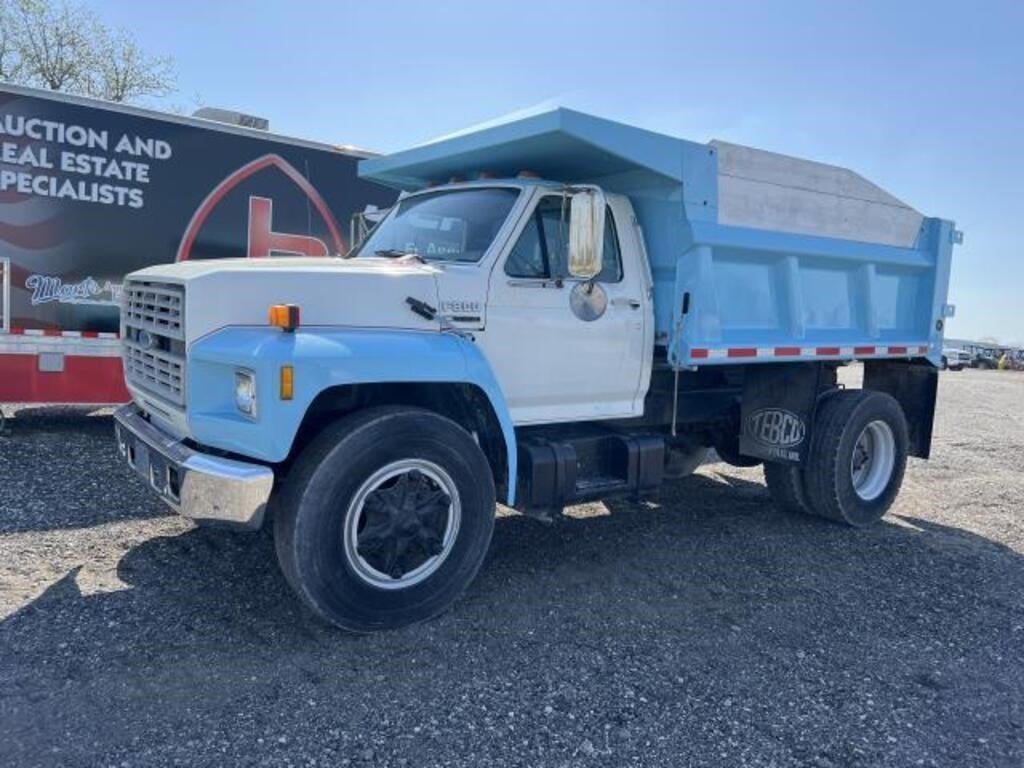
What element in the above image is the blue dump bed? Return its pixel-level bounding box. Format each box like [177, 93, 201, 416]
[360, 109, 956, 367]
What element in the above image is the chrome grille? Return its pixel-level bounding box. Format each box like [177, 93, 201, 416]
[122, 280, 186, 406]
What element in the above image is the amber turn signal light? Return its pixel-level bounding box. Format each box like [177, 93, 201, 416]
[269, 304, 300, 332]
[279, 365, 294, 400]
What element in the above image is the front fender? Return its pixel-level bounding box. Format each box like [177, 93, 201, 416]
[186, 327, 518, 504]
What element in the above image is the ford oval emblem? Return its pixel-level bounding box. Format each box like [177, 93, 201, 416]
[137, 330, 155, 349]
[744, 408, 806, 449]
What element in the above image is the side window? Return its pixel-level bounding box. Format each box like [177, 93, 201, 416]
[537, 197, 569, 277]
[504, 211, 547, 278]
[504, 196, 623, 282]
[597, 209, 623, 283]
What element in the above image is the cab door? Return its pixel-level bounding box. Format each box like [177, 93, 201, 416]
[479, 192, 647, 425]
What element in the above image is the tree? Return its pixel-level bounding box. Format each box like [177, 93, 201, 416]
[91, 28, 174, 102]
[11, 0, 96, 92]
[1, 0, 175, 103]
[0, 1, 24, 82]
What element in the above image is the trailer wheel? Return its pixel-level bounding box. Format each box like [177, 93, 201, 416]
[274, 406, 496, 632]
[802, 390, 908, 527]
[763, 462, 810, 514]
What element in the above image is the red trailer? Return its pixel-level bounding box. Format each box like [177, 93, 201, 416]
[0, 83, 395, 405]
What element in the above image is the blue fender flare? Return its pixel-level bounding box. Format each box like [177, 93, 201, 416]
[187, 327, 518, 505]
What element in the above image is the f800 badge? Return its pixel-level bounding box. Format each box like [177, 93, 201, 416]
[744, 408, 806, 454]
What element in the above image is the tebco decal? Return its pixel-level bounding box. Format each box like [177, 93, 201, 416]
[744, 408, 806, 454]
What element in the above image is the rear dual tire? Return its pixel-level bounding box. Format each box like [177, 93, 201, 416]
[763, 461, 810, 515]
[764, 390, 909, 527]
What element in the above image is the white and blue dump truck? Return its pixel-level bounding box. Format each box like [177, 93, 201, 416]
[114, 110, 957, 631]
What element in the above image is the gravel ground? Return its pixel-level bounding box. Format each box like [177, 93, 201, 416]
[0, 368, 1022, 767]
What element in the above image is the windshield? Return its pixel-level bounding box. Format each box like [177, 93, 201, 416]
[353, 187, 519, 263]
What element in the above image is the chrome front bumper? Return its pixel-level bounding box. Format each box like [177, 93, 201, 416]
[114, 403, 274, 530]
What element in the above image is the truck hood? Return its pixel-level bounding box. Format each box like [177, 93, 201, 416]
[127, 257, 442, 344]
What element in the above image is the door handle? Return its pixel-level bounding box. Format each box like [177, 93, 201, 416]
[612, 297, 642, 310]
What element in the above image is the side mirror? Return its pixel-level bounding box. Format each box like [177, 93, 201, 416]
[567, 187, 606, 280]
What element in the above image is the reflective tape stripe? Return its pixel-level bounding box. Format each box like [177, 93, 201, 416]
[687, 343, 930, 363]
[3, 327, 120, 339]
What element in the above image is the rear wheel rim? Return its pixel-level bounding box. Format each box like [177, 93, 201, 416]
[850, 420, 895, 502]
[343, 459, 461, 590]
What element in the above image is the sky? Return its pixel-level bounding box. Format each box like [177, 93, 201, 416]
[88, 0, 1024, 344]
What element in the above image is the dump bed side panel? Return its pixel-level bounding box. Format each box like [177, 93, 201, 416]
[667, 217, 956, 367]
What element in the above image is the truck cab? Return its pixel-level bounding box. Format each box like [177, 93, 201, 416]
[114, 108, 957, 632]
[351, 180, 654, 424]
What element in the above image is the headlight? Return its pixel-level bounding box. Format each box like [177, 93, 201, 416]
[234, 370, 257, 416]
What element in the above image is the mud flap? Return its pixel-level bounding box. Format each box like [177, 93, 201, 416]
[738, 363, 824, 466]
[863, 359, 937, 459]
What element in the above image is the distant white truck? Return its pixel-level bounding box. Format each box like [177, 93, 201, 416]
[941, 348, 969, 370]
[113, 109, 958, 631]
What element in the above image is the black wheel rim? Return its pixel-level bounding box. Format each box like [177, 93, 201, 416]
[343, 459, 461, 589]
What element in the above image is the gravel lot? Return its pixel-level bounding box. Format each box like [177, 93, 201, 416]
[1, 368, 1022, 767]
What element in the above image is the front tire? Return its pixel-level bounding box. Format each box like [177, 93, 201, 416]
[274, 406, 496, 632]
[801, 390, 908, 527]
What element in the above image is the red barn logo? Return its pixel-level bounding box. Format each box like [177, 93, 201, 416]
[176, 154, 345, 261]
